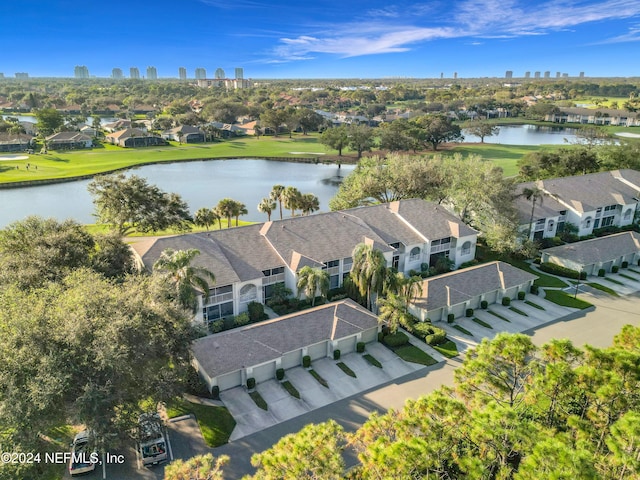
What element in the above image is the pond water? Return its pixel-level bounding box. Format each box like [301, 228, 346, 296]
[2, 114, 119, 125]
[0, 159, 355, 228]
[462, 124, 581, 145]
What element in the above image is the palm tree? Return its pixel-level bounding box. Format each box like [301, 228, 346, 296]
[212, 206, 223, 230]
[350, 243, 387, 311]
[521, 185, 546, 240]
[153, 248, 216, 311]
[193, 207, 216, 231]
[232, 201, 248, 226]
[216, 198, 236, 228]
[377, 294, 415, 334]
[282, 186, 302, 217]
[399, 275, 423, 305]
[299, 193, 320, 216]
[296, 266, 330, 307]
[257, 197, 277, 221]
[270, 185, 285, 220]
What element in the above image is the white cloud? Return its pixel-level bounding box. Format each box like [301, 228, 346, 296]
[597, 24, 640, 43]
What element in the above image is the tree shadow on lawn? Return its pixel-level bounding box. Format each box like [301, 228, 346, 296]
[42, 155, 69, 163]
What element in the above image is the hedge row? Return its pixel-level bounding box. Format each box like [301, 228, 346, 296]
[539, 262, 587, 280]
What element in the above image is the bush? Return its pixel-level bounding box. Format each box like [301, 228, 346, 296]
[356, 342, 365, 353]
[185, 367, 213, 398]
[447, 313, 455, 323]
[459, 259, 480, 269]
[383, 331, 410, 347]
[411, 322, 435, 340]
[246, 377, 256, 389]
[518, 291, 526, 300]
[598, 269, 605, 277]
[539, 262, 583, 279]
[465, 308, 473, 317]
[211, 385, 220, 400]
[540, 236, 563, 249]
[209, 319, 225, 333]
[302, 355, 311, 368]
[377, 332, 385, 342]
[480, 300, 488, 309]
[276, 368, 284, 381]
[333, 349, 341, 360]
[622, 261, 629, 269]
[409, 269, 420, 277]
[233, 312, 250, 327]
[530, 285, 539, 295]
[420, 262, 430, 272]
[247, 301, 265, 322]
[580, 271, 587, 280]
[502, 297, 511, 306]
[327, 286, 346, 300]
[612, 265, 619, 273]
[425, 327, 447, 346]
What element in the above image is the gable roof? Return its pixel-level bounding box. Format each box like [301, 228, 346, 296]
[411, 261, 537, 311]
[514, 181, 567, 223]
[45, 131, 92, 142]
[163, 125, 203, 135]
[542, 231, 640, 266]
[191, 299, 379, 378]
[105, 128, 148, 141]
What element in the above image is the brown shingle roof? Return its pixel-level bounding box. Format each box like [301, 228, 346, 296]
[542, 231, 640, 266]
[191, 299, 379, 377]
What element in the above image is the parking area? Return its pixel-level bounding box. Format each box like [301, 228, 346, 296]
[220, 342, 432, 441]
[580, 269, 640, 295]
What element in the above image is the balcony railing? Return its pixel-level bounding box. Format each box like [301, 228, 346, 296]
[262, 273, 285, 285]
[205, 292, 234, 305]
[430, 244, 451, 254]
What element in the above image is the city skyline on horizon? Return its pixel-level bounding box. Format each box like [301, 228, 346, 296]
[1, 0, 640, 79]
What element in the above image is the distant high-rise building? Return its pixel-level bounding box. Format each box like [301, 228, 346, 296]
[74, 65, 89, 78]
[0, 73, 4, 79]
[440, 72, 444, 79]
[146, 66, 157, 80]
[130, 67, 140, 79]
[505, 70, 513, 79]
[179, 67, 187, 80]
[544, 71, 550, 78]
[235, 67, 243, 79]
[15, 72, 29, 79]
[579, 72, 585, 78]
[562, 73, 569, 78]
[214, 68, 225, 79]
[556, 71, 561, 78]
[534, 71, 541, 79]
[524, 71, 531, 78]
[112, 68, 124, 79]
[453, 72, 458, 79]
[195, 68, 206, 79]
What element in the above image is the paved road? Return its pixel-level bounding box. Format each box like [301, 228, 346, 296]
[214, 290, 640, 479]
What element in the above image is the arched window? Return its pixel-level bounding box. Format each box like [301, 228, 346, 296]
[584, 217, 592, 229]
[409, 247, 421, 261]
[547, 220, 555, 232]
[624, 209, 633, 221]
[239, 284, 257, 303]
[461, 241, 472, 255]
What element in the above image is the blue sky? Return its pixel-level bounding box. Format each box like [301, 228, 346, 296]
[1, 0, 639, 79]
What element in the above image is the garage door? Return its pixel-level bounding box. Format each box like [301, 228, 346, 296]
[504, 287, 518, 300]
[602, 261, 613, 273]
[281, 350, 302, 370]
[467, 296, 480, 309]
[336, 336, 356, 354]
[253, 361, 276, 384]
[361, 328, 378, 344]
[308, 341, 328, 361]
[484, 290, 498, 306]
[450, 303, 466, 319]
[217, 370, 242, 391]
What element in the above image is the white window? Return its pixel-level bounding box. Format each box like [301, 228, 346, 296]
[461, 241, 471, 255]
[409, 247, 421, 262]
[547, 220, 555, 232]
[624, 209, 632, 220]
[584, 216, 592, 229]
[239, 284, 257, 303]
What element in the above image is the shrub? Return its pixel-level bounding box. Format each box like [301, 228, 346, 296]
[233, 312, 250, 327]
[327, 286, 346, 300]
[420, 262, 430, 272]
[210, 385, 220, 400]
[247, 301, 265, 322]
[598, 269, 605, 277]
[480, 300, 488, 309]
[425, 327, 447, 346]
[580, 271, 587, 280]
[377, 332, 385, 342]
[276, 368, 284, 381]
[409, 269, 420, 277]
[530, 285, 539, 295]
[209, 319, 225, 334]
[356, 342, 365, 353]
[502, 297, 511, 306]
[333, 349, 341, 360]
[411, 322, 435, 340]
[185, 367, 213, 398]
[246, 377, 256, 389]
[540, 236, 563, 249]
[539, 262, 583, 279]
[517, 291, 526, 300]
[465, 308, 473, 317]
[459, 259, 480, 269]
[447, 313, 455, 323]
[612, 265, 619, 273]
[383, 331, 410, 347]
[638, 259, 640, 266]
[622, 261, 629, 269]
[302, 355, 311, 368]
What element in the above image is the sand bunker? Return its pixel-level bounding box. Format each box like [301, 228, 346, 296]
[615, 132, 640, 138]
[289, 151, 325, 155]
[0, 154, 29, 161]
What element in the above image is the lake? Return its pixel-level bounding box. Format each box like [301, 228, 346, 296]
[0, 159, 355, 228]
[462, 124, 582, 145]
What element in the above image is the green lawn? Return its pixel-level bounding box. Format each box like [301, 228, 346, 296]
[587, 282, 619, 296]
[450, 143, 543, 177]
[165, 397, 236, 447]
[432, 340, 459, 358]
[509, 306, 529, 316]
[507, 258, 569, 288]
[309, 369, 329, 388]
[249, 391, 268, 410]
[393, 345, 438, 366]
[618, 272, 639, 281]
[472, 317, 493, 329]
[487, 310, 511, 322]
[282, 380, 301, 399]
[602, 277, 625, 285]
[336, 361, 357, 378]
[543, 290, 594, 309]
[363, 353, 383, 368]
[453, 324, 473, 335]
[525, 300, 546, 310]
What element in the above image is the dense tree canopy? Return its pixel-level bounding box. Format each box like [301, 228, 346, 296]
[88, 173, 192, 235]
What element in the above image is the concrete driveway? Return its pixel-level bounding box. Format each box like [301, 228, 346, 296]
[588, 269, 640, 295]
[221, 343, 428, 441]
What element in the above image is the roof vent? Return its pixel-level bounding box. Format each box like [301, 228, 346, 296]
[213, 341, 220, 349]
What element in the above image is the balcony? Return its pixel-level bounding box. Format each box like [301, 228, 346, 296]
[205, 291, 234, 305]
[262, 273, 285, 285]
[430, 243, 451, 254]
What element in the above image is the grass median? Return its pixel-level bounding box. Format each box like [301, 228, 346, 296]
[165, 397, 236, 447]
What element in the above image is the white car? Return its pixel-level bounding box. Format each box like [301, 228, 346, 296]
[137, 413, 167, 467]
[68, 430, 98, 476]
